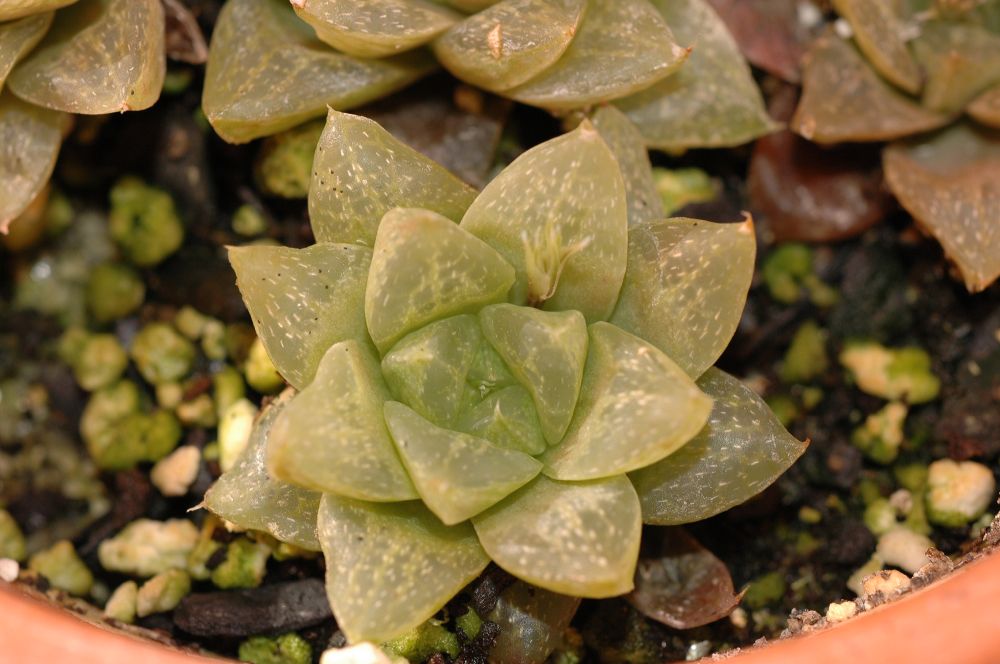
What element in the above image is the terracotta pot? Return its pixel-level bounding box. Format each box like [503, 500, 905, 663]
[2, 550, 1000, 664]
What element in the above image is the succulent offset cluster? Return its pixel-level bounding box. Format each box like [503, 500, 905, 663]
[792, 0, 1000, 291]
[0, 0, 166, 229]
[205, 108, 806, 644]
[202, 0, 775, 150]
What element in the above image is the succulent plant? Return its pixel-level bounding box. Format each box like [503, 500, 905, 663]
[205, 108, 806, 644]
[0, 0, 166, 230]
[201, 0, 774, 151]
[791, 0, 1000, 291]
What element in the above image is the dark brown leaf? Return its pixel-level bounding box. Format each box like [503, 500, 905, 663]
[705, 0, 811, 83]
[162, 0, 208, 64]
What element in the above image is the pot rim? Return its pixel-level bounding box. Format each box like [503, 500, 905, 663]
[1, 549, 998, 663]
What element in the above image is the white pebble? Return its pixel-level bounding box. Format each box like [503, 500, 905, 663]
[825, 600, 857, 623]
[320, 643, 396, 664]
[876, 527, 933, 573]
[151, 446, 201, 497]
[0, 558, 19, 582]
[926, 459, 996, 526]
[861, 569, 911, 598]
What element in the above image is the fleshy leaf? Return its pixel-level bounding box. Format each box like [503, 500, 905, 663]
[0, 0, 75, 21]
[488, 581, 581, 664]
[479, 304, 588, 446]
[229, 242, 372, 390]
[8, 0, 165, 114]
[506, 0, 688, 109]
[446, 0, 500, 10]
[461, 123, 627, 322]
[204, 391, 321, 551]
[292, 0, 458, 58]
[541, 322, 712, 480]
[457, 385, 547, 455]
[473, 475, 642, 597]
[629, 368, 807, 525]
[704, 0, 809, 84]
[615, 0, 777, 151]
[971, 85, 1000, 129]
[883, 123, 1000, 292]
[609, 217, 755, 379]
[0, 92, 65, 232]
[830, 0, 921, 94]
[791, 33, 949, 144]
[911, 20, 1000, 115]
[432, 0, 586, 92]
[201, 0, 435, 144]
[590, 105, 664, 226]
[318, 493, 489, 644]
[267, 341, 417, 502]
[0, 12, 52, 90]
[381, 315, 482, 427]
[365, 208, 515, 354]
[384, 401, 542, 525]
[627, 528, 742, 629]
[309, 110, 477, 245]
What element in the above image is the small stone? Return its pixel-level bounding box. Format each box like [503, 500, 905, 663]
[176, 394, 218, 428]
[239, 633, 312, 664]
[925, 459, 997, 527]
[104, 581, 139, 623]
[860, 569, 911, 598]
[851, 401, 907, 464]
[131, 323, 196, 385]
[888, 489, 913, 516]
[876, 527, 933, 573]
[729, 607, 748, 629]
[28, 540, 94, 596]
[847, 554, 884, 596]
[244, 338, 284, 394]
[98, 518, 199, 577]
[0, 509, 26, 561]
[219, 399, 259, 472]
[320, 643, 397, 664]
[0, 558, 20, 582]
[174, 579, 332, 637]
[136, 569, 191, 617]
[863, 499, 897, 536]
[210, 538, 271, 589]
[824, 600, 857, 623]
[839, 343, 940, 404]
[151, 446, 202, 496]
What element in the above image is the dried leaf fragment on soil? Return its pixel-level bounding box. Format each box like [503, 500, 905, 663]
[831, 0, 921, 94]
[883, 122, 1000, 292]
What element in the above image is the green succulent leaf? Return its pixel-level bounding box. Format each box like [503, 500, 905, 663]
[629, 368, 807, 525]
[318, 493, 489, 644]
[365, 208, 516, 354]
[614, 0, 777, 152]
[0, 11, 53, 90]
[309, 110, 477, 246]
[202, 0, 435, 144]
[506, 0, 687, 109]
[381, 315, 483, 427]
[590, 105, 664, 226]
[0, 0, 75, 21]
[8, 0, 165, 114]
[229, 242, 372, 390]
[292, 0, 459, 58]
[791, 33, 949, 143]
[204, 391, 321, 551]
[473, 474, 641, 597]
[456, 385, 547, 455]
[830, 0, 921, 95]
[432, 0, 586, 92]
[0, 91, 65, 232]
[479, 304, 588, 446]
[541, 322, 712, 480]
[970, 84, 1000, 128]
[609, 217, 755, 379]
[461, 122, 628, 322]
[267, 341, 418, 502]
[911, 20, 1000, 115]
[384, 401, 542, 525]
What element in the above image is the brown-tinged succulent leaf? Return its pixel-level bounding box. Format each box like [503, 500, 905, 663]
[830, 0, 921, 94]
[203, 391, 322, 551]
[506, 0, 688, 110]
[0, 0, 74, 22]
[228, 242, 372, 390]
[479, 304, 588, 446]
[627, 528, 742, 629]
[970, 85, 1000, 129]
[705, 0, 808, 83]
[791, 33, 949, 143]
[615, 0, 777, 152]
[473, 474, 642, 597]
[432, 0, 587, 92]
[202, 0, 435, 144]
[292, 0, 459, 58]
[162, 0, 208, 64]
[590, 105, 664, 226]
[7, 0, 165, 114]
[541, 322, 711, 480]
[629, 368, 807, 525]
[610, 217, 755, 379]
[0, 11, 52, 89]
[366, 208, 516, 354]
[911, 20, 1000, 115]
[267, 341, 418, 502]
[383, 401, 542, 525]
[309, 110, 477, 245]
[488, 581, 581, 664]
[461, 122, 628, 322]
[318, 493, 489, 644]
[883, 122, 1000, 292]
[445, 0, 500, 10]
[0, 91, 65, 233]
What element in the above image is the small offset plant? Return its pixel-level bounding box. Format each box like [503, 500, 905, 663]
[0, 0, 166, 229]
[205, 108, 806, 644]
[792, 0, 1000, 291]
